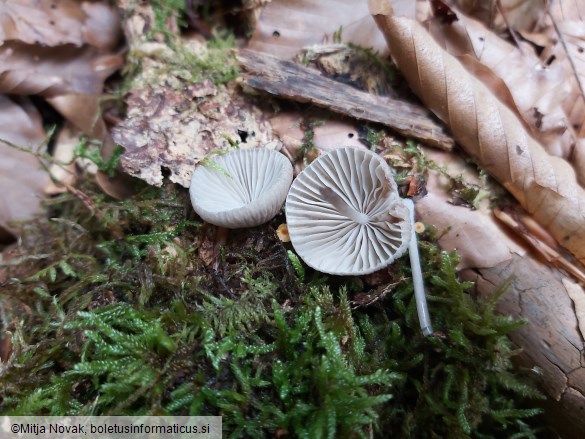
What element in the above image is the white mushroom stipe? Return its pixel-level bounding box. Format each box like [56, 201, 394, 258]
[189, 148, 293, 229]
[286, 147, 411, 276]
[404, 198, 433, 337]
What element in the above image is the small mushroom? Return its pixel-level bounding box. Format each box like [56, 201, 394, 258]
[285, 147, 411, 275]
[189, 148, 293, 228]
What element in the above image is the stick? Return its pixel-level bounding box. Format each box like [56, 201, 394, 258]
[236, 49, 454, 151]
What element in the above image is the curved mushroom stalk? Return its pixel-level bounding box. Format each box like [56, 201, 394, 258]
[189, 148, 294, 229]
[404, 198, 433, 337]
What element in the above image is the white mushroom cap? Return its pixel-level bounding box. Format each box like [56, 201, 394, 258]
[285, 147, 411, 275]
[190, 148, 293, 228]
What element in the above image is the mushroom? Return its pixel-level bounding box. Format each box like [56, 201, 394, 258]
[285, 147, 411, 275]
[286, 147, 433, 336]
[403, 198, 433, 337]
[189, 148, 293, 228]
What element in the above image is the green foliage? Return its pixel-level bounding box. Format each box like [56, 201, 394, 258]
[0, 176, 544, 438]
[151, 0, 187, 41]
[74, 138, 124, 177]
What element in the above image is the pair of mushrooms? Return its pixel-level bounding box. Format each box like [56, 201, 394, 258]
[189, 147, 432, 336]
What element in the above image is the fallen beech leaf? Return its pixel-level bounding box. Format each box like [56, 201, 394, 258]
[0, 0, 121, 49]
[270, 112, 365, 155]
[371, 0, 585, 265]
[493, 208, 585, 284]
[248, 0, 394, 58]
[426, 8, 574, 158]
[0, 43, 123, 97]
[452, 0, 546, 34]
[0, 96, 49, 241]
[542, 17, 585, 138]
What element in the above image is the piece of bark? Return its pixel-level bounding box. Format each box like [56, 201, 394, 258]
[236, 49, 454, 151]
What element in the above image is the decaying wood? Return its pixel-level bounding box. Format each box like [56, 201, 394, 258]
[236, 49, 454, 151]
[464, 256, 585, 439]
[417, 148, 585, 437]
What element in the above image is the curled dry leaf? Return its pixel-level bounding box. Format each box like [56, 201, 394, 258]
[0, 0, 123, 97]
[370, 1, 585, 266]
[0, 1, 125, 197]
[0, 96, 49, 241]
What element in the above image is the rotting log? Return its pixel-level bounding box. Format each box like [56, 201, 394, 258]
[417, 160, 585, 437]
[463, 255, 585, 439]
[236, 49, 454, 151]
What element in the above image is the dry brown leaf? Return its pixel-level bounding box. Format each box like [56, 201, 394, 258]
[0, 43, 123, 97]
[271, 112, 365, 153]
[248, 0, 393, 58]
[542, 17, 585, 138]
[452, 0, 547, 34]
[371, 0, 585, 266]
[0, 0, 121, 49]
[426, 8, 574, 158]
[0, 95, 49, 241]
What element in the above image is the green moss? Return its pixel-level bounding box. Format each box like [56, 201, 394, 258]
[0, 165, 543, 437]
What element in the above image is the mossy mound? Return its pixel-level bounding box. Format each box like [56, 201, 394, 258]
[0, 176, 544, 438]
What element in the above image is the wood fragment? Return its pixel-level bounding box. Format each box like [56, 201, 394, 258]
[236, 49, 454, 151]
[464, 255, 585, 439]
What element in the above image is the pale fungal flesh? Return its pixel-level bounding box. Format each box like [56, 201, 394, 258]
[189, 148, 293, 229]
[404, 198, 433, 336]
[285, 147, 411, 275]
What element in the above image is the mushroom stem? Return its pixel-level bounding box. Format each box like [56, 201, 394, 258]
[212, 226, 230, 271]
[403, 198, 433, 337]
